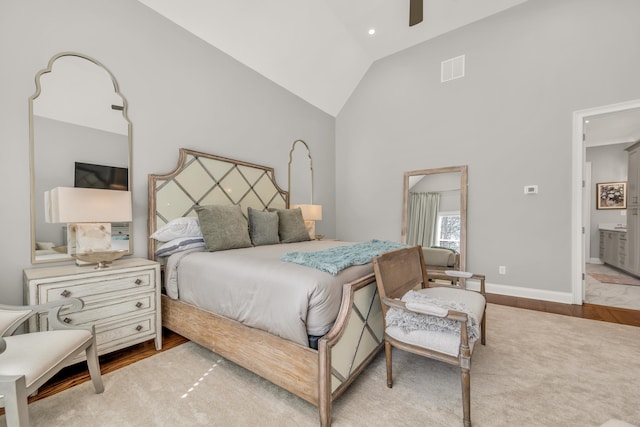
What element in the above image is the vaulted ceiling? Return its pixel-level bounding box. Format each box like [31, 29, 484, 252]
[137, 0, 529, 116]
[136, 1, 640, 145]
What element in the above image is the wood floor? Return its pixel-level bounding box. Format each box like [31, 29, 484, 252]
[4, 295, 639, 415]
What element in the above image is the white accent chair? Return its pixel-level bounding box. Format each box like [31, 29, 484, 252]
[0, 298, 104, 427]
[372, 246, 486, 427]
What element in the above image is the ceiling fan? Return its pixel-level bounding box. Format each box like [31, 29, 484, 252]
[409, 0, 423, 26]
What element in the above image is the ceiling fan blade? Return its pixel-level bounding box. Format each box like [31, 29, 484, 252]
[409, 0, 423, 26]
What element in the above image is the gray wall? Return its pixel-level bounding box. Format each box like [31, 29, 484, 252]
[586, 143, 630, 258]
[0, 0, 335, 304]
[336, 0, 640, 296]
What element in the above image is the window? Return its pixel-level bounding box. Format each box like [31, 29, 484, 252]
[436, 211, 460, 252]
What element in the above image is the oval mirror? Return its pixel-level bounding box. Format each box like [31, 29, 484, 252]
[30, 52, 132, 264]
[401, 165, 468, 271]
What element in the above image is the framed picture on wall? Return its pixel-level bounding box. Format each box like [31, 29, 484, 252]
[596, 181, 627, 209]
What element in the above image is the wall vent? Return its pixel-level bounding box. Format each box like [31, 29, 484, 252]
[441, 55, 465, 83]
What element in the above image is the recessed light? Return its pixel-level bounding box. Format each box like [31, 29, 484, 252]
[368, 28, 376, 36]
[585, 119, 590, 123]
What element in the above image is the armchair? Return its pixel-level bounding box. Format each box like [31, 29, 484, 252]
[372, 246, 486, 427]
[0, 298, 104, 427]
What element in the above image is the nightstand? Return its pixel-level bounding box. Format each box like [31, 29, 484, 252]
[23, 258, 161, 363]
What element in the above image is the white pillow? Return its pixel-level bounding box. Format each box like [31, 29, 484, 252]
[155, 236, 205, 257]
[150, 217, 202, 242]
[36, 241, 56, 250]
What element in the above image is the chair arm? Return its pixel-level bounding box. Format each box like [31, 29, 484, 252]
[381, 296, 468, 322]
[0, 299, 85, 336]
[381, 296, 407, 311]
[428, 270, 485, 296]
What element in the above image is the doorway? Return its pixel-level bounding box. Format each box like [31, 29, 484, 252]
[572, 99, 640, 308]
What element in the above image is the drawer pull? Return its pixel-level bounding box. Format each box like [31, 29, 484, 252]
[63, 317, 72, 324]
[135, 279, 142, 285]
[136, 325, 143, 331]
[60, 290, 71, 297]
[135, 302, 143, 308]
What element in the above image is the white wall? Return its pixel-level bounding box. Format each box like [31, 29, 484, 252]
[336, 0, 640, 299]
[0, 0, 335, 304]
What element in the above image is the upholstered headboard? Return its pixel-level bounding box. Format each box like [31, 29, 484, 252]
[148, 148, 288, 260]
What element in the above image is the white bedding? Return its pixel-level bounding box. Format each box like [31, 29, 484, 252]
[164, 240, 374, 346]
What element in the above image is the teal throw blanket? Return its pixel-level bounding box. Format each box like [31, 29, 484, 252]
[281, 239, 407, 275]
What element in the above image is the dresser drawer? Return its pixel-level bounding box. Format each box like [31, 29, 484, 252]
[70, 313, 157, 363]
[50, 292, 155, 327]
[39, 271, 153, 304]
[95, 313, 156, 349]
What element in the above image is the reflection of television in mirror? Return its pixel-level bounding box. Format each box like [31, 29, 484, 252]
[74, 162, 128, 191]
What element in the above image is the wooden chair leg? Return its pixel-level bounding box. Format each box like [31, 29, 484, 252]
[0, 375, 29, 427]
[85, 340, 104, 394]
[385, 341, 393, 388]
[461, 367, 471, 427]
[481, 308, 486, 345]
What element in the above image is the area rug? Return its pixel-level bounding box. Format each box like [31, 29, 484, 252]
[4, 304, 640, 427]
[589, 272, 640, 286]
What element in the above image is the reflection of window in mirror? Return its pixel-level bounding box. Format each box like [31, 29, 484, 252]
[402, 165, 467, 271]
[436, 211, 460, 251]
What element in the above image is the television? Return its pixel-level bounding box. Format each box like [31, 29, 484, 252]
[74, 162, 128, 191]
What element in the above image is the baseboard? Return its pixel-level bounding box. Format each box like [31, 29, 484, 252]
[465, 279, 574, 304]
[589, 258, 604, 264]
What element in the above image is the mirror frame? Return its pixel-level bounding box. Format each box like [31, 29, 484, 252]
[401, 165, 468, 271]
[287, 139, 314, 206]
[29, 52, 133, 264]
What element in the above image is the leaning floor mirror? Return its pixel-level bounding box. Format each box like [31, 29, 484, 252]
[401, 165, 468, 271]
[29, 52, 132, 264]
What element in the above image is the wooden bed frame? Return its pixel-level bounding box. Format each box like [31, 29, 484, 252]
[148, 149, 384, 426]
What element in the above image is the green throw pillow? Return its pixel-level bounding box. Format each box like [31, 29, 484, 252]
[194, 204, 252, 251]
[248, 207, 279, 246]
[269, 207, 311, 243]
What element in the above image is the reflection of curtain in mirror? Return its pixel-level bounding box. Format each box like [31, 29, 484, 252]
[407, 192, 440, 247]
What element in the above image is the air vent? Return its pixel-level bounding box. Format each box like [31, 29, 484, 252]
[441, 55, 465, 83]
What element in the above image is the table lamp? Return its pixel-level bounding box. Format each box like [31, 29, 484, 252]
[45, 187, 132, 268]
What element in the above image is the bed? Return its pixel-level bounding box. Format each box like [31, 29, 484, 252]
[148, 149, 384, 426]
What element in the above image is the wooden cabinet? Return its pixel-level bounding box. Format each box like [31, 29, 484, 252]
[627, 143, 639, 206]
[628, 207, 639, 274]
[600, 230, 627, 270]
[626, 142, 640, 276]
[24, 258, 161, 363]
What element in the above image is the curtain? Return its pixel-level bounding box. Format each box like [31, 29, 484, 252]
[407, 192, 440, 247]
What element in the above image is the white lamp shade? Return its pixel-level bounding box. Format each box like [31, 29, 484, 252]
[45, 187, 132, 223]
[293, 204, 323, 221]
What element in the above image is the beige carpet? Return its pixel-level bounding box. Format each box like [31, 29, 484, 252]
[3, 304, 640, 427]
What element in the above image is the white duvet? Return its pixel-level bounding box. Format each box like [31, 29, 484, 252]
[164, 240, 374, 347]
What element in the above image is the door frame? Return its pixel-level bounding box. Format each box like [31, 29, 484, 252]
[571, 99, 640, 304]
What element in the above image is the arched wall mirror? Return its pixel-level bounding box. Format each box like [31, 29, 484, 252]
[287, 139, 314, 205]
[30, 52, 132, 264]
[401, 165, 468, 271]
[287, 139, 322, 238]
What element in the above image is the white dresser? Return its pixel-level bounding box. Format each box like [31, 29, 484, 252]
[23, 258, 162, 363]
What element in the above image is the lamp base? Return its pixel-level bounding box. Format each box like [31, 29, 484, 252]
[72, 250, 128, 269]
